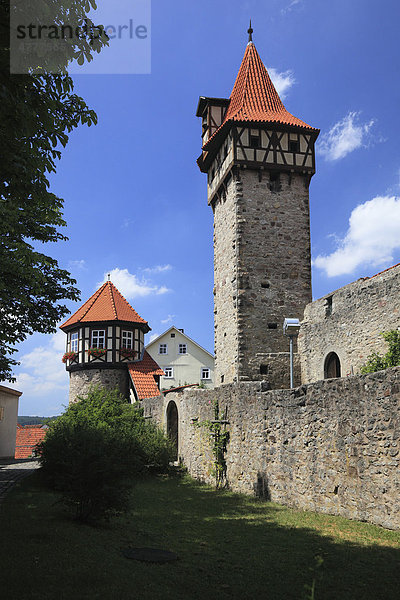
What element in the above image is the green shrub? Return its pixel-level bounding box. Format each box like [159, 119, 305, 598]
[360, 330, 400, 374]
[38, 386, 174, 521]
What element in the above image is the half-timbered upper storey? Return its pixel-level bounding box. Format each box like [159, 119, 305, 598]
[60, 278, 150, 371]
[196, 35, 319, 203]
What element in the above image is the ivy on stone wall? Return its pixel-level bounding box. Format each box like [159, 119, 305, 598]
[193, 400, 230, 489]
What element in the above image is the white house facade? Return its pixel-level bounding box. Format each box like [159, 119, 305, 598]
[146, 327, 215, 390]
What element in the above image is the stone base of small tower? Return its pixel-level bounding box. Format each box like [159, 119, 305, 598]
[68, 368, 130, 405]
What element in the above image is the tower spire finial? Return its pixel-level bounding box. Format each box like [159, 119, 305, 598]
[107, 273, 111, 282]
[247, 19, 253, 43]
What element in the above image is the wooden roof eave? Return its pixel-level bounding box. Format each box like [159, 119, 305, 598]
[60, 319, 151, 334]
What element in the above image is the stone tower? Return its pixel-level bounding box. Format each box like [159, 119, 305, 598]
[60, 279, 163, 404]
[196, 29, 319, 388]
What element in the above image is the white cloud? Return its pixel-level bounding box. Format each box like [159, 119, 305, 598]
[99, 268, 171, 298]
[68, 259, 87, 270]
[268, 67, 295, 99]
[12, 330, 69, 399]
[121, 218, 134, 229]
[319, 112, 375, 161]
[149, 333, 160, 343]
[142, 264, 172, 274]
[281, 0, 302, 15]
[313, 195, 400, 277]
[161, 314, 175, 324]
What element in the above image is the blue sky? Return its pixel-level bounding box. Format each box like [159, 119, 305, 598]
[10, 0, 400, 415]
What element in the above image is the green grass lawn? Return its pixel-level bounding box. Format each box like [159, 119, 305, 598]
[1, 471, 399, 600]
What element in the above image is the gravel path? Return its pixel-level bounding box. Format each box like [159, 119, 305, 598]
[0, 459, 40, 505]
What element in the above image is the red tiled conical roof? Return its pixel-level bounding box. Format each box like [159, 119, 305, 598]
[60, 281, 148, 330]
[203, 42, 317, 150]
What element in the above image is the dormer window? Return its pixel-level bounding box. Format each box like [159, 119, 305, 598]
[122, 331, 133, 349]
[92, 330, 105, 348]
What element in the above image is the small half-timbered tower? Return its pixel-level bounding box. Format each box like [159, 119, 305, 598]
[196, 26, 319, 388]
[60, 278, 163, 404]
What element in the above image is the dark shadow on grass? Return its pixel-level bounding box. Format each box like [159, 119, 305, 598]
[0, 471, 399, 600]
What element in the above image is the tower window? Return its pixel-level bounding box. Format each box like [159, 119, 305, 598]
[289, 140, 300, 152]
[70, 332, 78, 352]
[250, 135, 260, 148]
[261, 282, 270, 289]
[122, 330, 133, 349]
[324, 296, 333, 317]
[260, 364, 268, 375]
[268, 323, 278, 329]
[91, 330, 105, 348]
[269, 172, 281, 192]
[271, 132, 279, 147]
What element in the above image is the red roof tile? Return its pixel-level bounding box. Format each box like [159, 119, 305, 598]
[128, 351, 163, 400]
[60, 281, 149, 330]
[15, 425, 47, 459]
[203, 42, 318, 150]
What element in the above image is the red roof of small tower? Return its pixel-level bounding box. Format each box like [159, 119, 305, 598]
[203, 41, 318, 151]
[60, 280, 149, 330]
[128, 351, 164, 400]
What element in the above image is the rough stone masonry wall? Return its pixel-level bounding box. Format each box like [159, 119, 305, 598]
[215, 169, 312, 388]
[299, 263, 400, 383]
[143, 367, 400, 529]
[213, 174, 240, 386]
[69, 368, 129, 404]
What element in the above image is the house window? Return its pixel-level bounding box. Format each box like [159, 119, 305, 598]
[164, 367, 174, 378]
[171, 333, 175, 338]
[91, 330, 105, 348]
[122, 331, 133, 349]
[178, 343, 187, 354]
[71, 332, 78, 352]
[201, 368, 211, 380]
[159, 343, 168, 354]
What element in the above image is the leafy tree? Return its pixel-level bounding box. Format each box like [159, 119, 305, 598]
[38, 387, 174, 521]
[0, 1, 108, 381]
[360, 330, 400, 374]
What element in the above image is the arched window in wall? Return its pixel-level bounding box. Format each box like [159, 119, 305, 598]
[324, 352, 341, 379]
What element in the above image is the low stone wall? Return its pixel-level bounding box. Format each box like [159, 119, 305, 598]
[142, 367, 400, 529]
